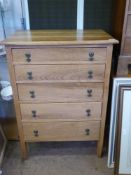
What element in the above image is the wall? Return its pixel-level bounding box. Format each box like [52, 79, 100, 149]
[28, 0, 115, 33]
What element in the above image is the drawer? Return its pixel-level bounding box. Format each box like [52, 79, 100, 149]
[18, 83, 104, 102]
[12, 47, 107, 64]
[22, 121, 100, 141]
[20, 102, 102, 121]
[15, 64, 105, 82]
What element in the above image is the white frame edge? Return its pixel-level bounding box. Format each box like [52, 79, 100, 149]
[77, 0, 84, 30]
[21, 0, 30, 30]
[21, 0, 85, 30]
[119, 89, 131, 174]
[108, 78, 131, 168]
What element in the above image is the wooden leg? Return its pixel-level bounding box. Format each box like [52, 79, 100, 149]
[19, 141, 28, 160]
[97, 140, 104, 158]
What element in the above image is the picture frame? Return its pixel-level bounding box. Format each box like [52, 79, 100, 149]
[115, 86, 131, 175]
[108, 78, 131, 168]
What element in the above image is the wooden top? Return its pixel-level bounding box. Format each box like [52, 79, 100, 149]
[2, 30, 118, 46]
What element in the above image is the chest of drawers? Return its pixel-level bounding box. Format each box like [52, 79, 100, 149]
[2, 30, 118, 159]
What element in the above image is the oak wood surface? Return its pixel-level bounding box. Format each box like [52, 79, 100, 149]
[6, 47, 28, 159]
[12, 47, 107, 64]
[22, 121, 100, 142]
[3, 30, 117, 159]
[1, 30, 118, 45]
[15, 64, 105, 83]
[97, 45, 113, 157]
[20, 102, 102, 121]
[17, 83, 104, 102]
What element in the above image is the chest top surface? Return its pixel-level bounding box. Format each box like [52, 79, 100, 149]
[2, 30, 118, 46]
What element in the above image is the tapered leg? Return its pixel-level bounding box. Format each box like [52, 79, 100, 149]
[97, 140, 103, 157]
[20, 141, 28, 160]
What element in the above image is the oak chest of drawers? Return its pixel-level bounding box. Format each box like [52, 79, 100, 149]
[2, 30, 118, 159]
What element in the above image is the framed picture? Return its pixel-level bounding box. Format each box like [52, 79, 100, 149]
[115, 86, 131, 175]
[108, 78, 131, 168]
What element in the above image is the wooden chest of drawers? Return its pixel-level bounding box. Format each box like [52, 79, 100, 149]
[2, 30, 118, 159]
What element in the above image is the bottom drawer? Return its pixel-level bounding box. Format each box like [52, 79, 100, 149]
[23, 121, 100, 141]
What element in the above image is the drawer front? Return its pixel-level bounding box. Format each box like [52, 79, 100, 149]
[18, 83, 104, 102]
[22, 121, 100, 141]
[12, 48, 107, 64]
[15, 65, 105, 82]
[20, 102, 102, 120]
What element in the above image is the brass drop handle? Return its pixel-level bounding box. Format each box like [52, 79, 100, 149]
[86, 109, 91, 117]
[25, 53, 31, 62]
[87, 89, 92, 97]
[27, 72, 33, 80]
[88, 71, 93, 79]
[85, 129, 90, 135]
[32, 110, 37, 118]
[33, 130, 39, 137]
[89, 52, 94, 61]
[30, 91, 35, 98]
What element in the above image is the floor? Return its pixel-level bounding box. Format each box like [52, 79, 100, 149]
[1, 141, 113, 175]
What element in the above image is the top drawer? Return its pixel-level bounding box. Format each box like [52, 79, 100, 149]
[12, 47, 107, 64]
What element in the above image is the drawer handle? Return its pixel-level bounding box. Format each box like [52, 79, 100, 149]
[85, 129, 90, 135]
[87, 89, 92, 97]
[32, 110, 37, 118]
[33, 130, 39, 137]
[89, 52, 94, 61]
[86, 109, 91, 117]
[88, 71, 93, 79]
[30, 91, 35, 98]
[27, 72, 33, 80]
[25, 53, 31, 62]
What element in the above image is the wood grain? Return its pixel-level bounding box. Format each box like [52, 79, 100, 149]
[3, 29, 117, 159]
[12, 47, 107, 64]
[6, 47, 28, 159]
[20, 102, 102, 121]
[15, 64, 105, 82]
[22, 121, 100, 142]
[1, 30, 118, 45]
[97, 45, 113, 157]
[17, 83, 104, 102]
